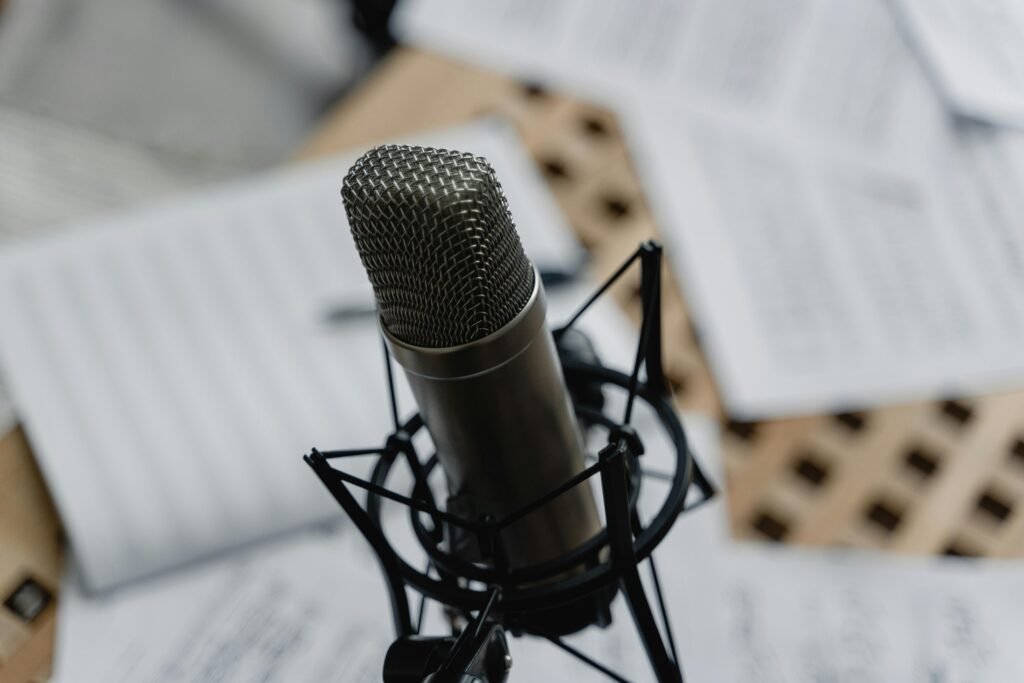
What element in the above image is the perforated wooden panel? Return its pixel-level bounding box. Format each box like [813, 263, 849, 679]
[305, 48, 1024, 559]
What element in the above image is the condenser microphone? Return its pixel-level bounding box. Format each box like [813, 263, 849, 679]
[341, 144, 602, 572]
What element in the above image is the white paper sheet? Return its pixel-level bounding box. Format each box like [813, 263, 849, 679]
[0, 107, 203, 438]
[617, 1, 1024, 417]
[0, 118, 583, 591]
[395, 0, 896, 117]
[394, 0, 709, 109]
[0, 106, 198, 245]
[894, 0, 1024, 128]
[678, 543, 1024, 683]
[626, 118, 1024, 414]
[51, 524, 390, 683]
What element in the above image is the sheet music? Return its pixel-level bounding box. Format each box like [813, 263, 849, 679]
[394, 0, 708, 107]
[0, 118, 583, 591]
[622, 1, 1024, 416]
[52, 525, 389, 683]
[683, 546, 1024, 683]
[894, 0, 1024, 128]
[0, 106, 203, 438]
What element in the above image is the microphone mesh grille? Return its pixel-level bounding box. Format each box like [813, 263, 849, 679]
[342, 144, 535, 348]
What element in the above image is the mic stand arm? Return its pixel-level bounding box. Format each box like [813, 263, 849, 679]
[599, 436, 682, 683]
[384, 587, 512, 683]
[596, 241, 681, 682]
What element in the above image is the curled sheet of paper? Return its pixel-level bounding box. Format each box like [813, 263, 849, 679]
[895, 0, 1024, 128]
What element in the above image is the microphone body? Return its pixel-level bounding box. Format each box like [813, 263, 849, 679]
[341, 144, 602, 572]
[384, 270, 600, 568]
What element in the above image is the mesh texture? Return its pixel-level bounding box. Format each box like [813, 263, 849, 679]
[342, 144, 535, 348]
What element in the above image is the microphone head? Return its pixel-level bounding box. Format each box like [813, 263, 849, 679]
[342, 144, 536, 349]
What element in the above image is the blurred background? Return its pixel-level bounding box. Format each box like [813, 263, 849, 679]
[0, 0, 391, 237]
[4, 0, 1024, 681]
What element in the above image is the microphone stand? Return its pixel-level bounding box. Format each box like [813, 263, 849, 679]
[383, 587, 512, 683]
[305, 241, 715, 682]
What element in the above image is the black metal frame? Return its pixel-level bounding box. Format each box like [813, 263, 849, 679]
[305, 241, 714, 682]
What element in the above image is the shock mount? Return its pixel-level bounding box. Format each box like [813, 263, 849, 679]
[305, 241, 715, 682]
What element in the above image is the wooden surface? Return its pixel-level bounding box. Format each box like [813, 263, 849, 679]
[0, 430, 60, 683]
[4, 45, 1024, 680]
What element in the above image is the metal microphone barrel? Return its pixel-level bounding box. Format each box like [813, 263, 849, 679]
[342, 143, 604, 576]
[384, 272, 601, 570]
